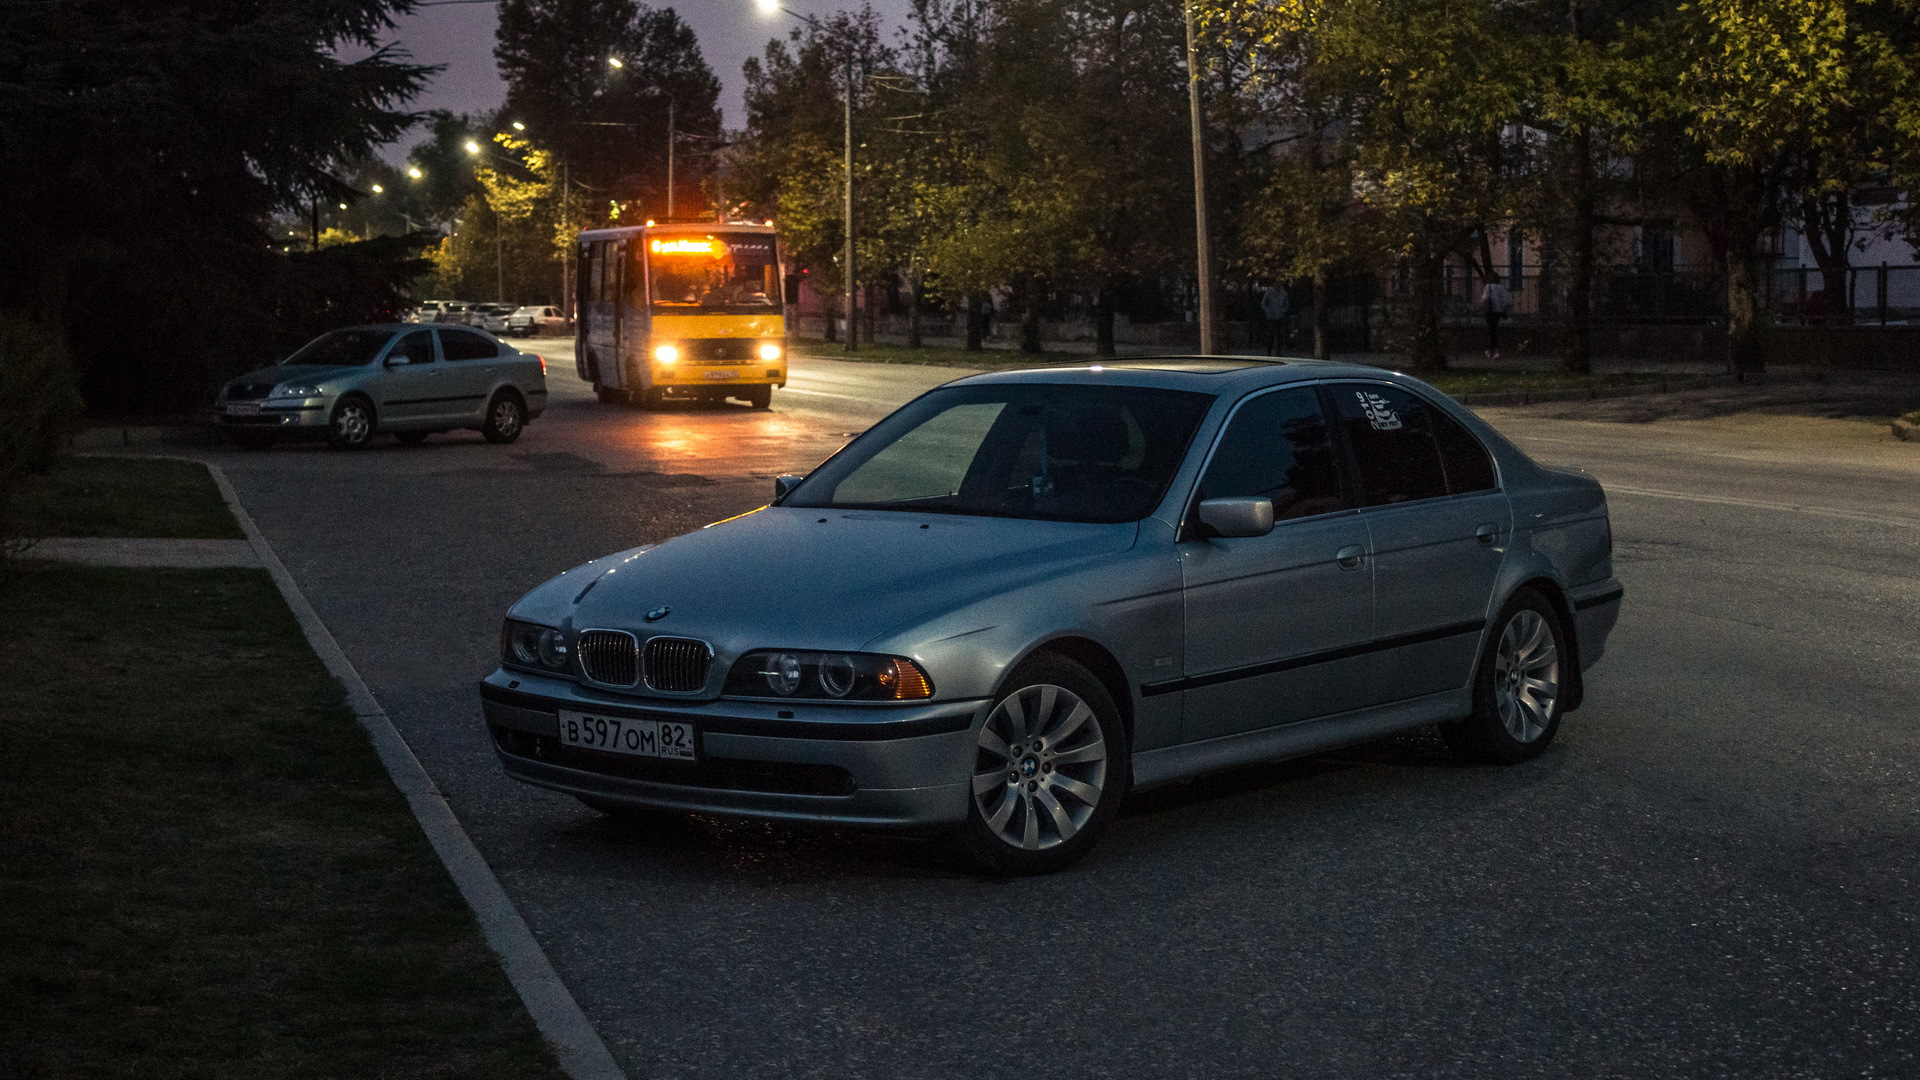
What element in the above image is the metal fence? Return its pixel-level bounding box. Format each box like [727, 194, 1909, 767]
[1423, 263, 1920, 327]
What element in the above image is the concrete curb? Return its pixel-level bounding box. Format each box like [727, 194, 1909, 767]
[1453, 373, 1728, 407]
[1894, 418, 1919, 442]
[144, 455, 627, 1080]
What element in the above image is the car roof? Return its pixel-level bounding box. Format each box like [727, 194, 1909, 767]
[943, 355, 1419, 395]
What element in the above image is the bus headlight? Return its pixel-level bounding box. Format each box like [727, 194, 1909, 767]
[653, 343, 680, 365]
[757, 341, 783, 362]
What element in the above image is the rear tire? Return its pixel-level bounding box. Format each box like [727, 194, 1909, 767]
[594, 384, 627, 405]
[482, 391, 525, 443]
[326, 396, 376, 450]
[1440, 588, 1567, 765]
[956, 655, 1129, 877]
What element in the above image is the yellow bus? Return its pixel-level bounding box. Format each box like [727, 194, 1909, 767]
[575, 221, 788, 408]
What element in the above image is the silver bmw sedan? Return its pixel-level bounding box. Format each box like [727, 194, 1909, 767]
[481, 358, 1622, 874]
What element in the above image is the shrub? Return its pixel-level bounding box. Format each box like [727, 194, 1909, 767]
[0, 319, 84, 568]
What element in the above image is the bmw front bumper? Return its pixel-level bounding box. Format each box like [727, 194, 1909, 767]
[479, 668, 985, 828]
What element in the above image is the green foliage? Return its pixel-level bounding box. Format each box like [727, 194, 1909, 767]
[0, 0, 436, 414]
[0, 319, 81, 566]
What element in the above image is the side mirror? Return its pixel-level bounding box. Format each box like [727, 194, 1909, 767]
[773, 474, 804, 502]
[1197, 497, 1274, 539]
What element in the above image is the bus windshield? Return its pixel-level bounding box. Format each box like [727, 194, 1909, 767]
[646, 233, 780, 314]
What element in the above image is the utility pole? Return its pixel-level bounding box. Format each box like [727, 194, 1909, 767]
[666, 99, 676, 219]
[843, 46, 857, 353]
[1184, 0, 1216, 354]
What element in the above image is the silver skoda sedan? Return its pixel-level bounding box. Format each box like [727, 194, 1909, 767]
[481, 358, 1621, 874]
[216, 324, 548, 450]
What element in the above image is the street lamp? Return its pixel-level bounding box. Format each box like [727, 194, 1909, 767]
[756, 0, 858, 353]
[607, 56, 623, 69]
[407, 166, 423, 180]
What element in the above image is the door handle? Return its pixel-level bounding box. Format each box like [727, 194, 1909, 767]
[1475, 523, 1500, 545]
[1335, 544, 1366, 570]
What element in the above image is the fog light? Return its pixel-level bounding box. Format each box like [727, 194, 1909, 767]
[758, 341, 783, 361]
[654, 343, 680, 365]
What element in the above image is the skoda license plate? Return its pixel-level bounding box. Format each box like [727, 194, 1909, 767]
[558, 710, 696, 761]
[702, 369, 737, 380]
[227, 402, 259, 416]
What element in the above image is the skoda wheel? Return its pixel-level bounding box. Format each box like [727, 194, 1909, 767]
[958, 654, 1128, 876]
[326, 396, 375, 450]
[1441, 588, 1567, 765]
[483, 391, 525, 443]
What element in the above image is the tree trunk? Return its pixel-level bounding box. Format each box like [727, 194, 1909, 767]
[1094, 288, 1116, 357]
[964, 291, 984, 351]
[824, 300, 838, 344]
[906, 275, 923, 348]
[1409, 249, 1448, 371]
[1726, 254, 1763, 378]
[1561, 127, 1596, 374]
[1020, 294, 1043, 354]
[862, 284, 876, 345]
[1801, 191, 1854, 326]
[1312, 267, 1330, 360]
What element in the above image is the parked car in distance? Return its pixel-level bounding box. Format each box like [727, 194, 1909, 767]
[507, 305, 570, 337]
[217, 323, 548, 451]
[410, 300, 453, 323]
[480, 357, 1623, 875]
[470, 303, 515, 333]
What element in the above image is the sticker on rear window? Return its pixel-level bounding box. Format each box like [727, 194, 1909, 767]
[1356, 391, 1403, 431]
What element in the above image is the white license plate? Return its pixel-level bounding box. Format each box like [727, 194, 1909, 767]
[701, 369, 738, 380]
[557, 709, 696, 761]
[226, 402, 260, 415]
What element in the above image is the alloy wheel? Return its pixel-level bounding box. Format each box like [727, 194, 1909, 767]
[491, 397, 522, 438]
[972, 683, 1108, 851]
[1494, 609, 1560, 742]
[334, 403, 370, 445]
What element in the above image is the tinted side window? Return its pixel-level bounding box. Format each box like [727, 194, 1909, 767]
[1330, 383, 1448, 505]
[439, 328, 500, 361]
[1196, 387, 1347, 521]
[1431, 407, 1497, 493]
[389, 330, 434, 365]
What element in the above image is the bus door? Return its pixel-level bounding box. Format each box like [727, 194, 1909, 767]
[581, 239, 625, 389]
[620, 239, 651, 390]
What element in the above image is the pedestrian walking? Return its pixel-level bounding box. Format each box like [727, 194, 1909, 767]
[1481, 275, 1512, 359]
[977, 293, 996, 340]
[1260, 284, 1292, 356]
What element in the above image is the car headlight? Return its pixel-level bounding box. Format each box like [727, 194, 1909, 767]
[757, 341, 783, 361]
[724, 650, 933, 700]
[502, 619, 570, 673]
[273, 383, 323, 398]
[653, 343, 680, 365]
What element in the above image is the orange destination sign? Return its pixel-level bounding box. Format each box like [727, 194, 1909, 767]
[650, 238, 716, 255]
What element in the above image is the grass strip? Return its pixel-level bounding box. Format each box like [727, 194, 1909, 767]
[8, 456, 244, 539]
[1415, 369, 1672, 397]
[0, 563, 563, 1079]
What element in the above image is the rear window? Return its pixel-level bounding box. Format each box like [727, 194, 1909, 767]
[439, 328, 501, 361]
[282, 328, 393, 367]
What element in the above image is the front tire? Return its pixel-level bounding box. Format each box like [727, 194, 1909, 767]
[744, 385, 773, 410]
[326, 396, 375, 450]
[482, 391, 525, 443]
[957, 655, 1129, 876]
[1440, 588, 1567, 765]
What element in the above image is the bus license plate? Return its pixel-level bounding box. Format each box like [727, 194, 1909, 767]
[701, 369, 738, 380]
[557, 710, 696, 761]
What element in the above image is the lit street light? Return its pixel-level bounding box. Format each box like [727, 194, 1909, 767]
[464, 139, 482, 156]
[512, 121, 525, 131]
[607, 56, 623, 69]
[407, 166, 423, 180]
[756, 0, 857, 353]
[371, 183, 384, 194]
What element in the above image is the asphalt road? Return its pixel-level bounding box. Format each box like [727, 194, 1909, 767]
[202, 347, 1920, 1078]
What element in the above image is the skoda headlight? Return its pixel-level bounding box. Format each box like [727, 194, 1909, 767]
[273, 383, 323, 398]
[501, 619, 570, 674]
[725, 650, 933, 700]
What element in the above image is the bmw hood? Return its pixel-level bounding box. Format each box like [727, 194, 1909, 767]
[563, 506, 1139, 653]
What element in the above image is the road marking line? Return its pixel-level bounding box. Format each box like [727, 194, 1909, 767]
[1608, 484, 1920, 529]
[181, 456, 628, 1080]
[777, 386, 868, 399]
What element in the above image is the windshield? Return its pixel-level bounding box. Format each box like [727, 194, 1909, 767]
[281, 328, 395, 367]
[785, 384, 1214, 524]
[646, 232, 780, 314]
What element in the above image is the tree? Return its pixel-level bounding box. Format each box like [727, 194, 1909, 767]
[496, 0, 721, 219]
[0, 0, 435, 413]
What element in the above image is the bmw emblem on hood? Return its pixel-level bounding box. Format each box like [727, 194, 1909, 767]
[645, 606, 671, 622]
